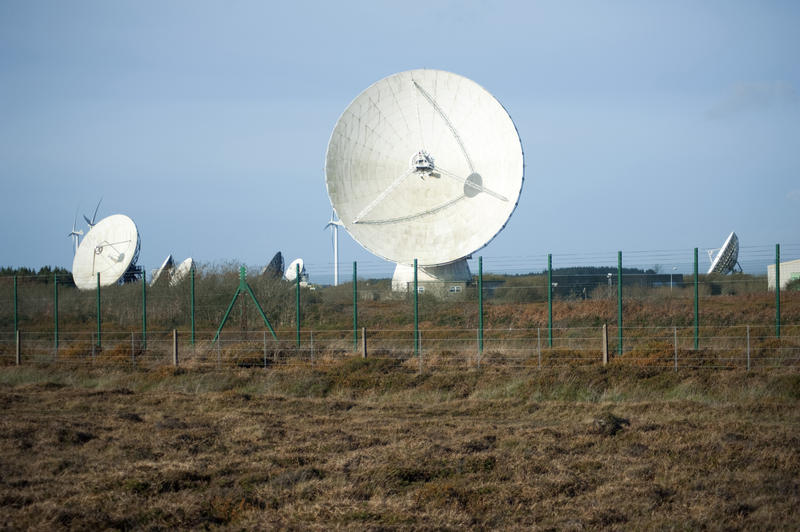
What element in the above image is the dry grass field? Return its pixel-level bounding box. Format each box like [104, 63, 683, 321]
[1, 360, 799, 530]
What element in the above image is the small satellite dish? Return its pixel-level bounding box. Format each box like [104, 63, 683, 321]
[284, 258, 308, 283]
[262, 251, 285, 278]
[169, 257, 195, 286]
[325, 69, 524, 290]
[707, 231, 741, 274]
[72, 214, 141, 290]
[150, 254, 174, 286]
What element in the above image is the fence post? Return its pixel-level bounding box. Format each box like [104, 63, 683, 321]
[216, 334, 221, 369]
[191, 267, 195, 346]
[172, 329, 178, 367]
[694, 248, 699, 350]
[96, 272, 101, 349]
[776, 244, 781, 338]
[53, 273, 58, 353]
[617, 251, 623, 355]
[295, 263, 301, 348]
[263, 330, 267, 368]
[414, 258, 419, 357]
[310, 330, 314, 363]
[353, 261, 358, 350]
[673, 327, 678, 372]
[746, 325, 750, 371]
[418, 330, 423, 374]
[13, 275, 17, 334]
[478, 256, 484, 354]
[140, 270, 147, 350]
[131, 332, 135, 367]
[602, 324, 609, 365]
[15, 330, 20, 365]
[362, 327, 367, 358]
[547, 254, 553, 347]
[537, 327, 541, 369]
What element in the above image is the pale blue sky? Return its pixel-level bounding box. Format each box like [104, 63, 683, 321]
[1, 1, 798, 281]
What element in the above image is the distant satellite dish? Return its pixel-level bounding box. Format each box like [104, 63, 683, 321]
[150, 254, 174, 286]
[170, 257, 195, 286]
[325, 69, 524, 290]
[707, 231, 741, 274]
[262, 252, 285, 278]
[284, 258, 308, 282]
[72, 214, 141, 290]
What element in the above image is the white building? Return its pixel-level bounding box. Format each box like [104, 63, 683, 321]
[767, 258, 800, 290]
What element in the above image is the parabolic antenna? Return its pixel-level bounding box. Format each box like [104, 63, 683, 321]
[325, 69, 524, 289]
[170, 257, 195, 286]
[284, 258, 308, 282]
[707, 231, 741, 274]
[151, 254, 174, 286]
[262, 251, 284, 278]
[72, 214, 141, 290]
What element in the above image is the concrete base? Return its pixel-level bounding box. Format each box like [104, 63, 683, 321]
[391, 258, 472, 292]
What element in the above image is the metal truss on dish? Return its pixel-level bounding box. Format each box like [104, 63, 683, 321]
[707, 231, 742, 274]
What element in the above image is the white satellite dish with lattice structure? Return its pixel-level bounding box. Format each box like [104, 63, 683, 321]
[170, 257, 195, 286]
[707, 231, 741, 274]
[325, 69, 524, 290]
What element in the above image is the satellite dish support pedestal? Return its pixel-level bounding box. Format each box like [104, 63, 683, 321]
[213, 266, 278, 343]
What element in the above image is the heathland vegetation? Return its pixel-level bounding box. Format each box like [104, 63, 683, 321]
[0, 362, 799, 529]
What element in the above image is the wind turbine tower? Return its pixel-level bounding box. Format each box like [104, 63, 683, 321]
[68, 211, 83, 255]
[325, 212, 344, 286]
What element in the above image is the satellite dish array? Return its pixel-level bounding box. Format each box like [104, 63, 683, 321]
[69, 202, 195, 290]
[70, 71, 742, 292]
[149, 255, 196, 287]
[325, 69, 524, 290]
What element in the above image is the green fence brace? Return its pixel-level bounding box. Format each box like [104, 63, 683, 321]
[213, 266, 277, 344]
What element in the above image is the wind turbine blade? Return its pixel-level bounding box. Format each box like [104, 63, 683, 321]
[83, 215, 92, 226]
[91, 198, 102, 225]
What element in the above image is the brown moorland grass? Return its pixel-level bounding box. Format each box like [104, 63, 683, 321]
[1, 361, 799, 529]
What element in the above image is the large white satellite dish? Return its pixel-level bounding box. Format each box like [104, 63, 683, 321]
[72, 214, 141, 290]
[170, 257, 195, 286]
[707, 231, 741, 274]
[150, 254, 174, 286]
[325, 69, 524, 289]
[284, 258, 308, 283]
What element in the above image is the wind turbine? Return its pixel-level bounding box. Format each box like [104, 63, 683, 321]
[325, 211, 344, 286]
[68, 210, 83, 255]
[83, 198, 102, 228]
